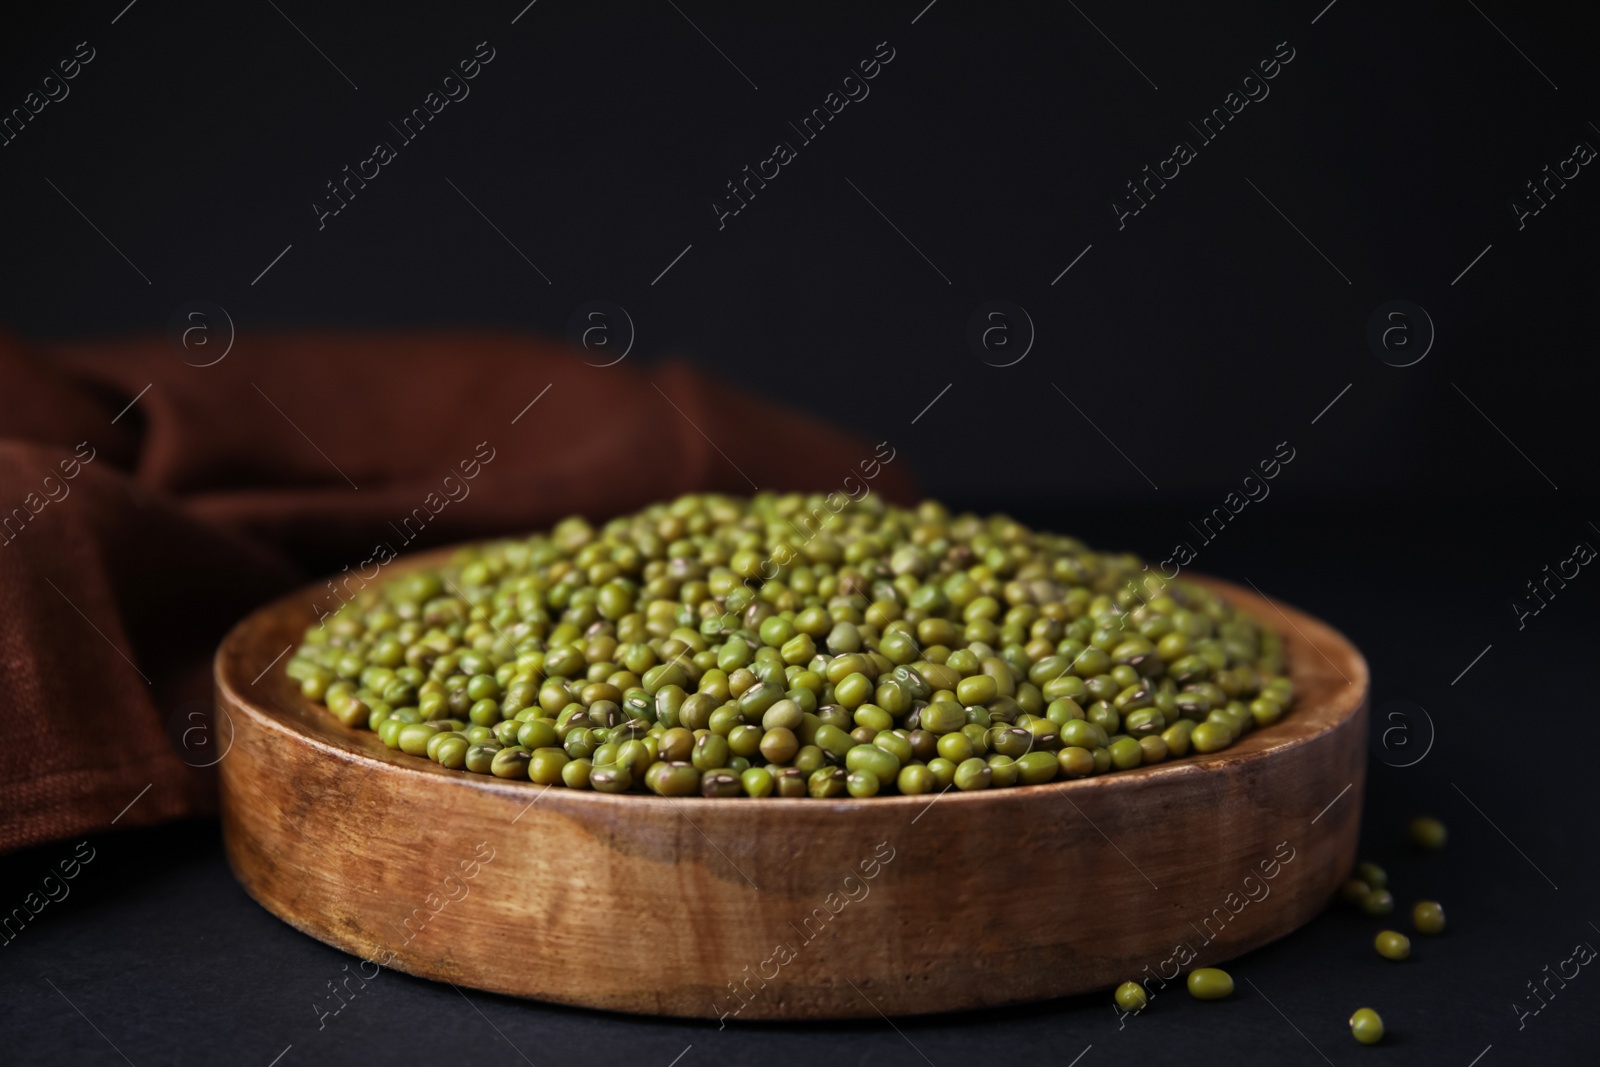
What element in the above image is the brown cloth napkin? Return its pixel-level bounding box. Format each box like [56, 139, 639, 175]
[0, 329, 916, 854]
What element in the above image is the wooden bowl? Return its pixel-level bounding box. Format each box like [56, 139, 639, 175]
[216, 557, 1368, 1021]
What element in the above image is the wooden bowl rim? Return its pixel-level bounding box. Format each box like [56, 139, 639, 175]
[217, 548, 1369, 815]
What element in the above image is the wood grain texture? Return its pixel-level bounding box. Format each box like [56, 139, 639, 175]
[216, 558, 1368, 1020]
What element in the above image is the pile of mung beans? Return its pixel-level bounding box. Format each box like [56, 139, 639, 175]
[285, 494, 1294, 797]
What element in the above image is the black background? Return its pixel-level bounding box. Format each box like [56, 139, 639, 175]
[2, 0, 1597, 1063]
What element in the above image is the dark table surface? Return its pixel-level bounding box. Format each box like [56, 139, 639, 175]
[4, 501, 1596, 1066]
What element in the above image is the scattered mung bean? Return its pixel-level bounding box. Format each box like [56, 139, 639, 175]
[1409, 816, 1447, 850]
[1374, 930, 1411, 960]
[1114, 981, 1147, 1012]
[1186, 967, 1234, 1000]
[1348, 1007, 1384, 1045]
[1412, 900, 1446, 935]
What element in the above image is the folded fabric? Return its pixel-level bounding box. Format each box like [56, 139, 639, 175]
[0, 329, 916, 853]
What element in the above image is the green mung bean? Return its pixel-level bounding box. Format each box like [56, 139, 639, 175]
[1348, 1007, 1384, 1045]
[1360, 889, 1395, 917]
[1374, 930, 1411, 960]
[1409, 816, 1447, 850]
[1412, 900, 1446, 935]
[1186, 968, 1233, 1000]
[1114, 981, 1147, 1012]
